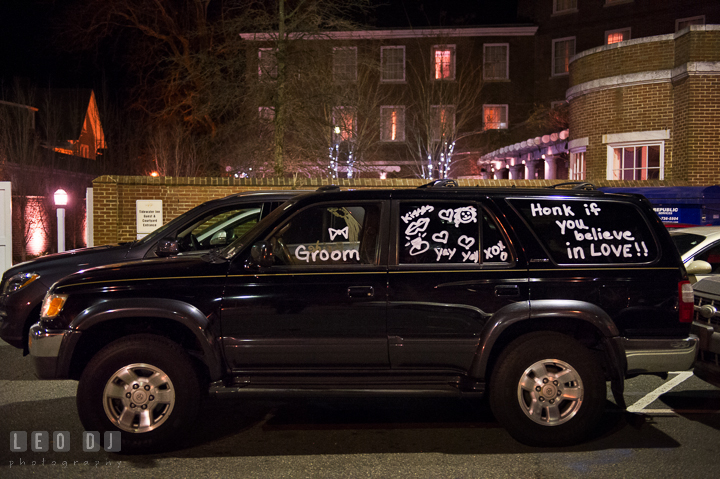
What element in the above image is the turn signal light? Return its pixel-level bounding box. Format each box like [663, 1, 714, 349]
[41, 294, 68, 318]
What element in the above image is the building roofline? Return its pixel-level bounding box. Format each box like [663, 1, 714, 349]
[239, 26, 538, 41]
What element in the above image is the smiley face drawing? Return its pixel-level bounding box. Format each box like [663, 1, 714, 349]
[452, 206, 477, 227]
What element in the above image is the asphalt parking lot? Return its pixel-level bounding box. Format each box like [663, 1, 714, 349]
[1, 338, 720, 478]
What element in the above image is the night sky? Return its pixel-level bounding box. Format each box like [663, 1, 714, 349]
[0, 0, 519, 89]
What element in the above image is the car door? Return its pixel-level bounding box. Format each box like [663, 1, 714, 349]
[221, 199, 390, 370]
[387, 199, 528, 372]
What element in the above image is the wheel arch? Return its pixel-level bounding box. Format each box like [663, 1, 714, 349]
[64, 298, 223, 382]
[471, 300, 626, 384]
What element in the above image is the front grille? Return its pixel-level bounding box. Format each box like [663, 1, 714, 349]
[694, 293, 720, 328]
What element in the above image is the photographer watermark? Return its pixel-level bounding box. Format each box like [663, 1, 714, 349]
[10, 430, 121, 453]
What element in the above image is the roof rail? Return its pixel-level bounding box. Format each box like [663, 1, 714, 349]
[549, 181, 596, 190]
[418, 179, 459, 189]
[316, 185, 340, 192]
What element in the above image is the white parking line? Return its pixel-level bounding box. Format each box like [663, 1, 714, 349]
[627, 371, 694, 414]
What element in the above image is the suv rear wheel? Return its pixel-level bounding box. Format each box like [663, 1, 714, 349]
[489, 331, 606, 446]
[76, 334, 201, 453]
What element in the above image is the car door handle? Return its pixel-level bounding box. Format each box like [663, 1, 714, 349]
[495, 284, 519, 297]
[348, 286, 374, 298]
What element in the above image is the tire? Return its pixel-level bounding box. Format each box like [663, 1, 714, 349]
[489, 331, 606, 447]
[76, 334, 202, 453]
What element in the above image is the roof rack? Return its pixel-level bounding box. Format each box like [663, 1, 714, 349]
[418, 179, 459, 189]
[549, 181, 596, 191]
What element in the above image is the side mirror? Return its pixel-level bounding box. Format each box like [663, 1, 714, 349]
[210, 231, 227, 246]
[246, 241, 273, 268]
[687, 259, 712, 275]
[157, 239, 180, 257]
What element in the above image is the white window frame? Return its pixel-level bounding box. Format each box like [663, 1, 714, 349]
[569, 147, 586, 181]
[553, 0, 578, 15]
[381, 46, 405, 83]
[258, 48, 277, 79]
[380, 106, 405, 142]
[605, 28, 631, 45]
[483, 43, 509, 81]
[552, 37, 576, 77]
[332, 106, 356, 143]
[483, 104, 508, 131]
[606, 141, 665, 180]
[432, 45, 456, 81]
[333, 47, 358, 83]
[676, 15, 705, 32]
[430, 105, 455, 141]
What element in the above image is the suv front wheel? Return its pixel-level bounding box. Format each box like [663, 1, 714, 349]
[489, 331, 606, 446]
[76, 334, 202, 453]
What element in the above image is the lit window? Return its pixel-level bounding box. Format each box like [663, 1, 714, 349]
[433, 45, 455, 80]
[552, 37, 575, 76]
[483, 105, 508, 130]
[553, 0, 577, 14]
[332, 107, 356, 143]
[606, 28, 630, 45]
[333, 47, 357, 82]
[258, 48, 277, 79]
[381, 46, 405, 82]
[431, 105, 455, 141]
[676, 16, 705, 32]
[569, 150, 586, 180]
[608, 143, 663, 180]
[483, 44, 509, 80]
[380, 106, 405, 142]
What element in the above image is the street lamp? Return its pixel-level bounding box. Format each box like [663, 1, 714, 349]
[54, 189, 68, 253]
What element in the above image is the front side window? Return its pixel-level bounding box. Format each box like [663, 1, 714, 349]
[176, 207, 262, 253]
[483, 44, 509, 80]
[268, 203, 381, 266]
[431, 105, 455, 141]
[381, 46, 405, 82]
[398, 202, 512, 265]
[552, 37, 575, 76]
[510, 198, 659, 265]
[609, 143, 663, 180]
[606, 28, 631, 44]
[333, 47, 357, 82]
[380, 106, 405, 142]
[258, 48, 277, 79]
[332, 107, 356, 143]
[433, 45, 456, 80]
[483, 104, 508, 130]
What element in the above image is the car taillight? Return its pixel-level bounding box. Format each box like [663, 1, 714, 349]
[679, 281, 694, 323]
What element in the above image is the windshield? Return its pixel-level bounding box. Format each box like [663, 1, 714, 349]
[219, 200, 297, 259]
[670, 232, 707, 256]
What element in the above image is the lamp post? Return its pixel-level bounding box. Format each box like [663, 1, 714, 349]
[54, 189, 68, 253]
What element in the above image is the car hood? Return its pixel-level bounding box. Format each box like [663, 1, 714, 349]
[693, 276, 720, 296]
[52, 255, 228, 293]
[2, 244, 133, 281]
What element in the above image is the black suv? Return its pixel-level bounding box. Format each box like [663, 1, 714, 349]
[0, 190, 301, 352]
[29, 184, 697, 450]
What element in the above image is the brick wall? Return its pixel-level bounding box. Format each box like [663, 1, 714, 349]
[93, 175, 691, 245]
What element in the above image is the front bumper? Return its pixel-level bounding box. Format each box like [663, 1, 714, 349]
[28, 323, 70, 379]
[618, 336, 698, 375]
[691, 294, 720, 387]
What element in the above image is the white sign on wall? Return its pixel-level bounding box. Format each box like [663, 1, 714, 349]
[136, 200, 163, 238]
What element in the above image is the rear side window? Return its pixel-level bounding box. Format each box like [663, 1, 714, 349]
[398, 202, 512, 265]
[510, 198, 659, 265]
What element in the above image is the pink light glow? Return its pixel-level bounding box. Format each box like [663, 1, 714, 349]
[25, 197, 49, 256]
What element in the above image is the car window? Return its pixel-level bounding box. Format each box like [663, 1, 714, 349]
[670, 232, 707, 256]
[268, 203, 382, 266]
[510, 198, 659, 265]
[176, 207, 262, 252]
[398, 202, 512, 265]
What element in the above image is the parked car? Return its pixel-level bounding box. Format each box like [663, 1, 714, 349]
[28, 183, 697, 450]
[0, 190, 302, 352]
[669, 226, 720, 281]
[690, 276, 720, 388]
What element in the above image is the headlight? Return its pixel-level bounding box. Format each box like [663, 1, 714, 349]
[41, 294, 68, 318]
[2, 273, 40, 294]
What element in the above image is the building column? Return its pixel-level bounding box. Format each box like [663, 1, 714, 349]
[509, 164, 524, 180]
[544, 155, 557, 180]
[525, 159, 537, 180]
